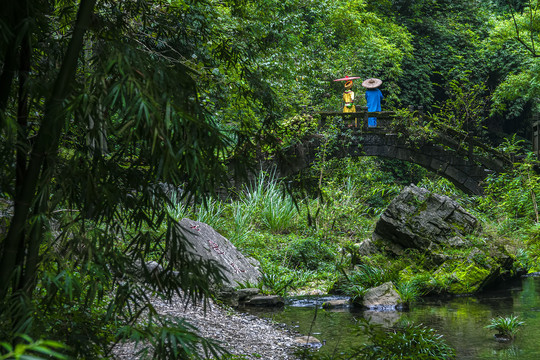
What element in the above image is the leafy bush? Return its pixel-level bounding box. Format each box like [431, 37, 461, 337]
[284, 237, 336, 270]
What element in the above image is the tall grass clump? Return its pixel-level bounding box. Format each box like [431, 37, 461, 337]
[165, 189, 188, 221]
[228, 201, 254, 244]
[241, 171, 298, 234]
[335, 264, 398, 300]
[195, 197, 226, 231]
[260, 192, 297, 233]
[165, 191, 225, 231]
[396, 280, 421, 303]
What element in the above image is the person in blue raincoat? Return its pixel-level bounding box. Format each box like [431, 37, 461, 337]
[362, 78, 383, 128]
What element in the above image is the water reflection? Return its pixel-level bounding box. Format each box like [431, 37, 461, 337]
[245, 276, 540, 360]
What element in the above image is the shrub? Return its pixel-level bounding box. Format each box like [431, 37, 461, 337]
[284, 237, 336, 270]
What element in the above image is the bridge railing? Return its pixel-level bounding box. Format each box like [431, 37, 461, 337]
[317, 108, 396, 131]
[315, 106, 425, 131]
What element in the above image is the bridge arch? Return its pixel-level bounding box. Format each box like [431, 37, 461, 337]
[279, 131, 510, 195]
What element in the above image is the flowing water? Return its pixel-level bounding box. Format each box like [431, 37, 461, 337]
[245, 276, 540, 359]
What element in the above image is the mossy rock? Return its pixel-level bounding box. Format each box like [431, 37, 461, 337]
[433, 260, 493, 294]
[399, 265, 420, 284]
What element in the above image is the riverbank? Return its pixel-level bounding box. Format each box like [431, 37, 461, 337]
[112, 293, 302, 359]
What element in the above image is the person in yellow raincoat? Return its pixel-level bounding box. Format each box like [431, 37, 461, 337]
[343, 80, 356, 113]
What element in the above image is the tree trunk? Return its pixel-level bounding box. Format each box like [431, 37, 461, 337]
[0, 0, 97, 298]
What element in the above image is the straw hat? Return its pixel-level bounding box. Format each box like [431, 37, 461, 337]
[362, 78, 382, 89]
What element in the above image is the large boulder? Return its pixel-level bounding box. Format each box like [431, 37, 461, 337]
[364, 185, 514, 295]
[176, 218, 262, 288]
[374, 184, 480, 251]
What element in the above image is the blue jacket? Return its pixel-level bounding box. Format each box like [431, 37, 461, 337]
[365, 88, 383, 112]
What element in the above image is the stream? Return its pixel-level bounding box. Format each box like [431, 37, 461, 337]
[245, 276, 540, 359]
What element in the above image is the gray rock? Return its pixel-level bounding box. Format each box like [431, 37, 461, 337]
[216, 286, 240, 307]
[244, 295, 285, 307]
[361, 282, 404, 310]
[355, 238, 381, 257]
[374, 184, 480, 252]
[237, 288, 261, 300]
[175, 218, 262, 288]
[294, 335, 322, 349]
[322, 299, 350, 309]
[367, 185, 514, 295]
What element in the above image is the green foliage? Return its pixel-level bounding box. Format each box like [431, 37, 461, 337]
[336, 264, 398, 300]
[479, 152, 540, 233]
[396, 280, 421, 304]
[237, 171, 298, 234]
[258, 262, 327, 296]
[485, 314, 524, 340]
[0, 335, 66, 360]
[382, 0, 495, 110]
[488, 1, 540, 115]
[195, 198, 227, 232]
[0, 0, 276, 357]
[284, 237, 336, 271]
[432, 72, 489, 134]
[348, 318, 456, 360]
[260, 193, 297, 234]
[2, 0, 539, 357]
[227, 201, 255, 244]
[125, 316, 225, 360]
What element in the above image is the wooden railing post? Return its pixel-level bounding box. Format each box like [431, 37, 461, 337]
[362, 106, 368, 131]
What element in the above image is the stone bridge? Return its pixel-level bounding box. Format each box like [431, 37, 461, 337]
[279, 110, 513, 195]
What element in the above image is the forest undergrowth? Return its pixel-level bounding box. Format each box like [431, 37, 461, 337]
[172, 150, 540, 301]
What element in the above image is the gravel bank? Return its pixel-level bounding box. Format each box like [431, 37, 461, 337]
[112, 294, 302, 359]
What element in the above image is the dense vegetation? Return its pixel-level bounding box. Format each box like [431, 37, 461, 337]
[2, 0, 540, 358]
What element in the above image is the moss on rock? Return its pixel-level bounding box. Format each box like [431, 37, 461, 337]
[433, 260, 491, 294]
